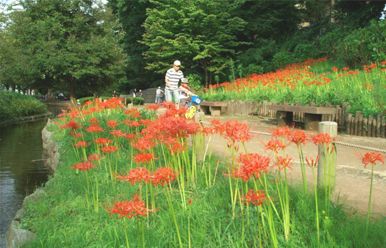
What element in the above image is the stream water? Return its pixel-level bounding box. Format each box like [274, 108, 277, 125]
[0, 104, 65, 247]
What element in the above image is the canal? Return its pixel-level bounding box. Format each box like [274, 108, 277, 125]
[0, 103, 65, 247]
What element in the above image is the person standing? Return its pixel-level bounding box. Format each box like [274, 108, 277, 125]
[132, 88, 137, 97]
[165, 60, 183, 103]
[155, 86, 164, 105]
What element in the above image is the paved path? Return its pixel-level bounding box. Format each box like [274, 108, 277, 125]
[201, 114, 386, 218]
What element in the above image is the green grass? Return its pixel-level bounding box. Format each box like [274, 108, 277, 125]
[19, 102, 386, 248]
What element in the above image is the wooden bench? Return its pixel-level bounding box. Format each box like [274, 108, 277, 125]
[266, 104, 337, 131]
[199, 101, 228, 116]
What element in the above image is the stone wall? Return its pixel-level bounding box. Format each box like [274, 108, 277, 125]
[6, 120, 59, 248]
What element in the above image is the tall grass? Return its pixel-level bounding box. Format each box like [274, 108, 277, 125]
[19, 99, 386, 247]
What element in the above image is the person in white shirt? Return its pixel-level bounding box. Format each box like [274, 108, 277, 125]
[165, 60, 184, 103]
[155, 86, 164, 105]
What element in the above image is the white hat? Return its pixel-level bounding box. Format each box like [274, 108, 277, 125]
[181, 78, 189, 84]
[174, 60, 181, 66]
[158, 86, 161, 89]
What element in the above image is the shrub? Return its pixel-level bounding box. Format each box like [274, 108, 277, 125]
[0, 90, 48, 122]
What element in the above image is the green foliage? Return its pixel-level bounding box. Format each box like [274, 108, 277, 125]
[0, 91, 48, 122]
[142, 0, 247, 87]
[126, 97, 144, 105]
[3, 0, 127, 100]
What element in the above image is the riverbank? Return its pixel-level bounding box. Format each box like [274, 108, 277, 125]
[0, 112, 53, 127]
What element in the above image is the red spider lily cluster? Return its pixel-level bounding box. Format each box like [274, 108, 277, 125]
[72, 162, 95, 171]
[107, 194, 155, 219]
[358, 152, 385, 168]
[228, 153, 270, 182]
[116, 167, 151, 185]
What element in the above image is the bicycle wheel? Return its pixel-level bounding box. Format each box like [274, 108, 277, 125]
[185, 106, 197, 119]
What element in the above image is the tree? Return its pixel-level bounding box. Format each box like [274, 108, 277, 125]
[142, 0, 247, 87]
[9, 0, 126, 103]
[108, 0, 158, 91]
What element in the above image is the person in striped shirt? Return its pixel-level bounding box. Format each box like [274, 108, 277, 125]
[165, 60, 184, 103]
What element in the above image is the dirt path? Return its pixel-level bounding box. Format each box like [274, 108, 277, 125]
[201, 114, 386, 218]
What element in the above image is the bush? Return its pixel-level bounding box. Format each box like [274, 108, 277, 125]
[0, 90, 48, 122]
[77, 96, 145, 106]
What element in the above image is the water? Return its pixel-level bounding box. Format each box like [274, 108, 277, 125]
[0, 120, 50, 247]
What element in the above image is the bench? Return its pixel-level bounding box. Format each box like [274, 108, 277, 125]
[199, 101, 228, 116]
[266, 104, 336, 131]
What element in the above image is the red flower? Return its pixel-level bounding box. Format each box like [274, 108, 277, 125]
[311, 133, 333, 145]
[244, 189, 266, 206]
[85, 124, 105, 133]
[132, 138, 155, 152]
[265, 139, 287, 153]
[146, 104, 160, 111]
[270, 126, 292, 138]
[60, 121, 81, 130]
[75, 141, 88, 148]
[88, 154, 102, 162]
[274, 155, 293, 171]
[89, 118, 98, 123]
[100, 146, 119, 153]
[221, 120, 252, 144]
[107, 120, 118, 129]
[125, 133, 136, 140]
[70, 132, 83, 139]
[116, 167, 151, 184]
[288, 130, 307, 147]
[110, 130, 125, 137]
[306, 155, 319, 167]
[134, 153, 155, 164]
[150, 167, 178, 186]
[228, 153, 270, 182]
[72, 162, 94, 171]
[107, 194, 154, 219]
[358, 152, 384, 168]
[95, 138, 113, 145]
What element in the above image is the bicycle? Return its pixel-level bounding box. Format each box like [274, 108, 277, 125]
[185, 95, 202, 119]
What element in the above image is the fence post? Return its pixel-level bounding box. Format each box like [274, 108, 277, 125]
[317, 121, 337, 188]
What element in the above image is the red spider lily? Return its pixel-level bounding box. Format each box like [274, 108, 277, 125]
[161, 101, 177, 109]
[228, 153, 270, 181]
[116, 167, 151, 184]
[72, 162, 94, 171]
[125, 133, 136, 140]
[124, 108, 138, 115]
[201, 127, 216, 136]
[150, 167, 178, 186]
[75, 141, 88, 148]
[358, 152, 385, 168]
[60, 121, 81, 130]
[89, 118, 98, 123]
[88, 154, 102, 162]
[107, 194, 154, 219]
[123, 119, 132, 125]
[270, 126, 292, 138]
[331, 67, 338, 72]
[167, 141, 186, 154]
[110, 130, 125, 137]
[139, 119, 152, 127]
[342, 67, 349, 71]
[244, 189, 266, 206]
[188, 199, 192, 205]
[129, 121, 140, 128]
[274, 155, 293, 171]
[70, 132, 83, 139]
[95, 138, 113, 145]
[98, 98, 125, 109]
[85, 124, 105, 133]
[107, 120, 118, 129]
[221, 120, 252, 144]
[265, 139, 288, 153]
[100, 146, 119, 153]
[134, 153, 155, 164]
[132, 138, 155, 152]
[311, 133, 333, 145]
[146, 104, 160, 111]
[306, 155, 319, 167]
[288, 130, 307, 147]
[125, 109, 141, 118]
[160, 107, 187, 118]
